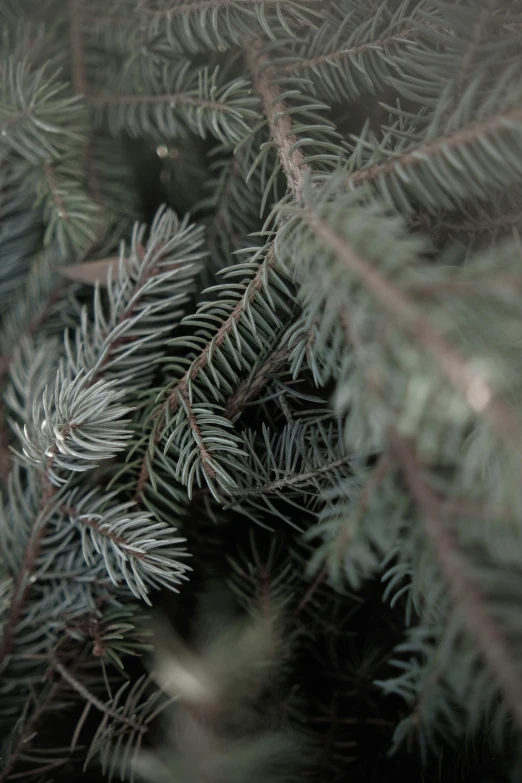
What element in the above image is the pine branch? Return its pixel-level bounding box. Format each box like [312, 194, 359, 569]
[233, 454, 351, 495]
[347, 106, 522, 188]
[392, 434, 522, 732]
[279, 24, 419, 74]
[0, 479, 57, 668]
[225, 340, 289, 419]
[303, 201, 522, 452]
[205, 154, 244, 245]
[0, 280, 67, 380]
[0, 682, 63, 783]
[245, 39, 309, 203]
[134, 243, 278, 504]
[53, 659, 147, 733]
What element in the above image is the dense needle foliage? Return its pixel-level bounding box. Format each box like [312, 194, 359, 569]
[1, 0, 522, 781]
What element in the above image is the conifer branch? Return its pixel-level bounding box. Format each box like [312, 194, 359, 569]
[233, 455, 351, 495]
[347, 107, 522, 187]
[135, 243, 278, 504]
[245, 39, 309, 203]
[304, 205, 522, 451]
[295, 566, 327, 615]
[61, 506, 144, 563]
[392, 434, 522, 731]
[333, 453, 391, 556]
[167, 245, 278, 412]
[53, 659, 147, 733]
[0, 279, 68, 382]
[279, 25, 419, 74]
[0, 682, 63, 783]
[0, 480, 57, 667]
[206, 155, 243, 244]
[225, 341, 289, 419]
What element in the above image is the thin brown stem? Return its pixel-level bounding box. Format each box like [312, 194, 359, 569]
[245, 39, 309, 203]
[305, 205, 522, 452]
[89, 243, 153, 385]
[392, 434, 522, 731]
[167, 245, 277, 414]
[61, 504, 147, 561]
[135, 39, 307, 505]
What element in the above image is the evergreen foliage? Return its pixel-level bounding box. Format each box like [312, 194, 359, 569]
[1, 1, 522, 781]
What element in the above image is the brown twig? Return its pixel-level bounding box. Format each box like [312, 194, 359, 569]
[225, 342, 289, 420]
[244, 39, 309, 203]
